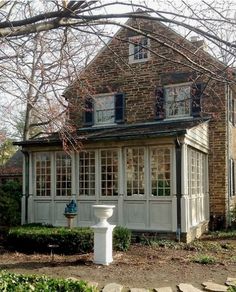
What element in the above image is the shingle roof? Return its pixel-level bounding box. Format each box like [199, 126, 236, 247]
[14, 117, 209, 147]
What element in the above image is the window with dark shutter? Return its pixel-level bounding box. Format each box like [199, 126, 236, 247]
[155, 87, 165, 120]
[84, 97, 94, 126]
[115, 93, 125, 123]
[191, 83, 203, 117]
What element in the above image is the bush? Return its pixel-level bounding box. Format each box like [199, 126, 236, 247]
[192, 254, 217, 264]
[0, 180, 22, 226]
[7, 226, 94, 254]
[7, 225, 132, 254]
[113, 226, 131, 251]
[0, 270, 96, 292]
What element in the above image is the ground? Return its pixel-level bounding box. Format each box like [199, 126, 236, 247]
[0, 238, 236, 291]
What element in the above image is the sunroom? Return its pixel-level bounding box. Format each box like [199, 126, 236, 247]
[19, 118, 209, 241]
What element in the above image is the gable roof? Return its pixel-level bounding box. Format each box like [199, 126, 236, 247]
[64, 11, 226, 99]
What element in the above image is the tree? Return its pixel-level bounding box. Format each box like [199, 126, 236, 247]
[0, 0, 236, 143]
[0, 7, 101, 141]
[0, 139, 16, 166]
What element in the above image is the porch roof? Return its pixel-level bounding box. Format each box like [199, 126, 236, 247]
[14, 117, 209, 147]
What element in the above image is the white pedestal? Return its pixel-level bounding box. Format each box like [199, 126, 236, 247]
[92, 224, 115, 265]
[92, 204, 116, 265]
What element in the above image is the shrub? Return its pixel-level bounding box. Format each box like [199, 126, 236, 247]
[7, 225, 132, 254]
[192, 254, 216, 264]
[113, 226, 131, 251]
[7, 226, 94, 254]
[0, 180, 22, 226]
[0, 270, 96, 292]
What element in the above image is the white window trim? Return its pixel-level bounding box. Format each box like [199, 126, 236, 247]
[164, 82, 192, 119]
[129, 36, 150, 64]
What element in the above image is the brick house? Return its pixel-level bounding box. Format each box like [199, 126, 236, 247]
[16, 16, 236, 241]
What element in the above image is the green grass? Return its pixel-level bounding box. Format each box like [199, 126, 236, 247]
[191, 254, 217, 264]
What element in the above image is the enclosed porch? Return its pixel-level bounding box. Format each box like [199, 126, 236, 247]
[20, 119, 210, 240]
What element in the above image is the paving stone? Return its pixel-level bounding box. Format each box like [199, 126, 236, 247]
[226, 278, 236, 287]
[178, 283, 203, 292]
[154, 287, 173, 292]
[103, 283, 123, 292]
[130, 289, 149, 292]
[202, 282, 227, 292]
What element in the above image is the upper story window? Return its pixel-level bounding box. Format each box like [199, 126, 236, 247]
[165, 83, 191, 118]
[129, 36, 150, 64]
[156, 82, 204, 120]
[95, 95, 115, 125]
[229, 88, 236, 126]
[84, 93, 125, 127]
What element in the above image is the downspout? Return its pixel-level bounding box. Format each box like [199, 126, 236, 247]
[22, 150, 30, 224]
[175, 137, 182, 241]
[226, 84, 231, 228]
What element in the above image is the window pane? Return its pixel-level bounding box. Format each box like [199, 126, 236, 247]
[165, 85, 190, 118]
[126, 148, 145, 196]
[95, 95, 115, 125]
[151, 148, 171, 196]
[188, 149, 205, 196]
[56, 152, 71, 196]
[79, 151, 96, 196]
[35, 153, 51, 196]
[133, 37, 149, 60]
[100, 150, 119, 196]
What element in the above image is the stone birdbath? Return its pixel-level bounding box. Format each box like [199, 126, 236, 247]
[64, 199, 77, 229]
[92, 205, 116, 265]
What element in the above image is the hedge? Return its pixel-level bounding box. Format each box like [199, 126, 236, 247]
[7, 226, 131, 254]
[0, 270, 96, 292]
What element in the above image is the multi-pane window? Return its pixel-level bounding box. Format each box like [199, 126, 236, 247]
[188, 149, 205, 196]
[129, 36, 149, 63]
[35, 153, 51, 196]
[165, 84, 191, 118]
[56, 153, 71, 196]
[79, 151, 96, 196]
[95, 95, 115, 125]
[101, 150, 119, 196]
[151, 148, 171, 196]
[126, 148, 145, 196]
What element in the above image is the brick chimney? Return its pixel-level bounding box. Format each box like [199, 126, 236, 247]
[190, 36, 206, 50]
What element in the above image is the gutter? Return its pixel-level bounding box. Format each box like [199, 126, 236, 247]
[22, 150, 29, 224]
[226, 84, 231, 228]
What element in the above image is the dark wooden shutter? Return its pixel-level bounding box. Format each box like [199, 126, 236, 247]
[155, 87, 165, 120]
[115, 93, 125, 123]
[191, 83, 203, 117]
[233, 98, 236, 126]
[84, 97, 94, 126]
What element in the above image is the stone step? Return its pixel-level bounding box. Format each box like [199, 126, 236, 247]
[154, 286, 173, 292]
[102, 283, 123, 292]
[178, 283, 203, 292]
[202, 282, 228, 292]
